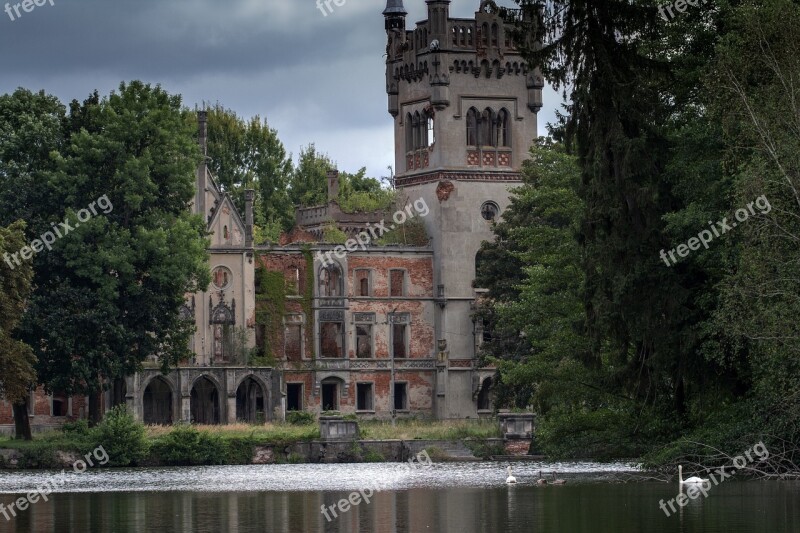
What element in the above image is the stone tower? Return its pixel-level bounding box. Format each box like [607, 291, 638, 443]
[384, 0, 543, 418]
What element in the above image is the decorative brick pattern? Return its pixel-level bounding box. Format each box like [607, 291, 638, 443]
[498, 152, 512, 167]
[482, 152, 496, 166]
[467, 150, 480, 166]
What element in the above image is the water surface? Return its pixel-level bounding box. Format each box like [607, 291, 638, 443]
[0, 462, 796, 532]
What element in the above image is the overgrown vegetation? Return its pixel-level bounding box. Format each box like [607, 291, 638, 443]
[472, 0, 800, 471]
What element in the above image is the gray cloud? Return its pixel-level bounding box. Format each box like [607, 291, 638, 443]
[0, 0, 558, 177]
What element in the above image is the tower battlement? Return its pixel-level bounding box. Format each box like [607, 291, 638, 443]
[384, 0, 543, 187]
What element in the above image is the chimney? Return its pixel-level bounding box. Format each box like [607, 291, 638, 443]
[327, 169, 339, 203]
[244, 189, 254, 247]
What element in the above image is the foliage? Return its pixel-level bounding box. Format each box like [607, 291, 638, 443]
[321, 223, 348, 244]
[150, 425, 227, 466]
[0, 221, 37, 407]
[93, 406, 150, 467]
[15, 82, 210, 423]
[206, 104, 295, 232]
[375, 216, 430, 246]
[286, 411, 315, 425]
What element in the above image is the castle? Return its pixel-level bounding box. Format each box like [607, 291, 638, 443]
[0, 0, 542, 433]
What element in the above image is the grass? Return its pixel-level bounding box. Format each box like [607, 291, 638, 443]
[0, 420, 500, 456]
[359, 419, 502, 440]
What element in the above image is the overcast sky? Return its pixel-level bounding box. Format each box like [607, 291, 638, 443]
[0, 0, 559, 178]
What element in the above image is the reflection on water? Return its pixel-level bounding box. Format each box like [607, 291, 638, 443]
[0, 463, 797, 533]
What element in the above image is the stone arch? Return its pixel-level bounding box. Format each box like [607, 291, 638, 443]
[477, 377, 494, 411]
[236, 375, 266, 423]
[143, 376, 174, 425]
[190, 375, 221, 424]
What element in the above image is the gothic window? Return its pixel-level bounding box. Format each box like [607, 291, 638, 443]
[452, 27, 458, 45]
[427, 115, 435, 146]
[481, 23, 489, 46]
[497, 108, 511, 147]
[413, 111, 422, 149]
[223, 225, 229, 240]
[406, 113, 414, 152]
[319, 263, 343, 297]
[480, 108, 495, 146]
[212, 266, 232, 290]
[491, 23, 499, 47]
[467, 27, 473, 45]
[466, 107, 478, 146]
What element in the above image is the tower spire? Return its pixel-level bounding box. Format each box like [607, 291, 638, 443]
[382, 0, 407, 17]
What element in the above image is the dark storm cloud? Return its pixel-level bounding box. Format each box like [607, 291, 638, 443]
[0, 0, 557, 177]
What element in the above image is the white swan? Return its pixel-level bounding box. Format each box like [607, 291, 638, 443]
[505, 466, 517, 484]
[679, 465, 709, 485]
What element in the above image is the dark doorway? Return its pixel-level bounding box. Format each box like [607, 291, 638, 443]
[394, 382, 408, 411]
[236, 377, 265, 423]
[286, 383, 303, 412]
[321, 382, 339, 411]
[143, 378, 173, 425]
[191, 376, 220, 424]
[477, 377, 493, 411]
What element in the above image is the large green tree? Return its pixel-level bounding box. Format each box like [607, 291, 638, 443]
[20, 81, 210, 423]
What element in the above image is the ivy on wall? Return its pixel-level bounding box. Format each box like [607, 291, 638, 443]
[254, 264, 285, 367]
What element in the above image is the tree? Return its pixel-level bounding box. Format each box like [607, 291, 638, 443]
[20, 81, 211, 424]
[289, 144, 334, 207]
[0, 221, 37, 440]
[206, 105, 295, 233]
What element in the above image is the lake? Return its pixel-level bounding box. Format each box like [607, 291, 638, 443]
[0, 462, 797, 532]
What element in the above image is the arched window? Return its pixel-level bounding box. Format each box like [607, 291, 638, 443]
[467, 27, 473, 45]
[406, 113, 414, 152]
[427, 116, 435, 146]
[413, 111, 421, 149]
[480, 108, 494, 146]
[452, 27, 458, 45]
[491, 23, 499, 47]
[466, 107, 478, 146]
[497, 108, 511, 147]
[481, 23, 489, 46]
[460, 27, 466, 46]
[319, 263, 343, 297]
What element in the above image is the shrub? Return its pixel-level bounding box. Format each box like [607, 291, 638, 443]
[62, 419, 91, 437]
[19, 443, 59, 469]
[94, 406, 149, 467]
[286, 411, 315, 425]
[151, 425, 227, 466]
